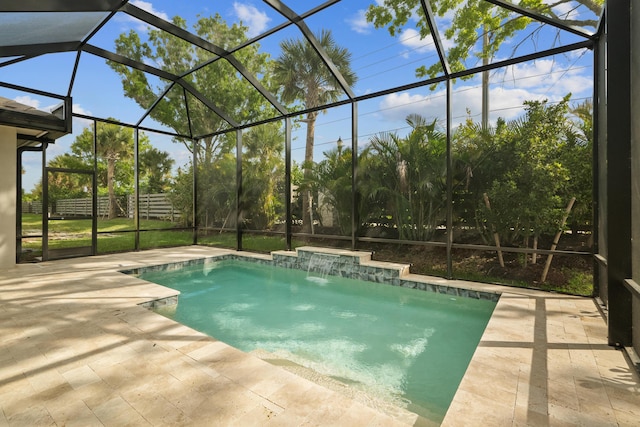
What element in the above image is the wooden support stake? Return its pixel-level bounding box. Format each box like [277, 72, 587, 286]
[483, 193, 504, 268]
[540, 197, 576, 283]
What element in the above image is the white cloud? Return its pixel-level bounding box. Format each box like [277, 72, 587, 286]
[12, 96, 67, 115]
[495, 60, 555, 88]
[70, 104, 94, 129]
[348, 10, 373, 35]
[486, 86, 546, 119]
[120, 1, 170, 33]
[544, 0, 580, 21]
[494, 60, 592, 97]
[233, 2, 270, 38]
[397, 29, 454, 60]
[11, 96, 94, 130]
[14, 96, 40, 109]
[399, 29, 435, 53]
[379, 60, 592, 128]
[130, 0, 170, 22]
[378, 91, 447, 124]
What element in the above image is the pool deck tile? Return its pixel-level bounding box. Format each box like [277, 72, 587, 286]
[1, 246, 639, 426]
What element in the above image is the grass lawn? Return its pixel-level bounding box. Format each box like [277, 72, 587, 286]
[198, 232, 291, 253]
[21, 214, 192, 254]
[22, 213, 181, 233]
[19, 214, 592, 295]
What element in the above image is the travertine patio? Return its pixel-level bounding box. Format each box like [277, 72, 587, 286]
[1, 246, 638, 426]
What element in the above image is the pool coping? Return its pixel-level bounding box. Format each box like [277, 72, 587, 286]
[2, 246, 637, 426]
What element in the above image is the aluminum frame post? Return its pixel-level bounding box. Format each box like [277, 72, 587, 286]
[605, 0, 633, 347]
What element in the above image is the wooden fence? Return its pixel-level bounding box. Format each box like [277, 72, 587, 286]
[22, 201, 43, 214]
[55, 196, 112, 217]
[129, 193, 181, 221]
[23, 194, 180, 221]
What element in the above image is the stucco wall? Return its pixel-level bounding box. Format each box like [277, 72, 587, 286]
[0, 126, 16, 269]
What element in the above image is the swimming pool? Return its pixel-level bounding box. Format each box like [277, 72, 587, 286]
[136, 256, 496, 423]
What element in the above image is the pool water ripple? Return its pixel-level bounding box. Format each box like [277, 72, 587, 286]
[140, 259, 495, 424]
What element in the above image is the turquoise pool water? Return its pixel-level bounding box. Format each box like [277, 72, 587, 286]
[139, 259, 495, 423]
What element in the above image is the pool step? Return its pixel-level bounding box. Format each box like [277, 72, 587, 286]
[250, 348, 421, 426]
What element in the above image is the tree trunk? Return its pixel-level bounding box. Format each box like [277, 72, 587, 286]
[107, 157, 117, 219]
[540, 197, 576, 283]
[482, 25, 490, 130]
[483, 193, 505, 267]
[302, 112, 317, 234]
[202, 136, 214, 166]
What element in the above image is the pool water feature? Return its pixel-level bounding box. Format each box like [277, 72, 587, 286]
[138, 258, 496, 424]
[306, 252, 339, 283]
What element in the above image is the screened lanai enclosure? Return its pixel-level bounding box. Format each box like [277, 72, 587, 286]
[2, 1, 639, 361]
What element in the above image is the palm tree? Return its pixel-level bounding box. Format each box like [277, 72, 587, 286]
[44, 155, 92, 210]
[139, 147, 175, 194]
[362, 114, 447, 241]
[241, 123, 285, 230]
[96, 123, 134, 219]
[312, 144, 353, 235]
[273, 29, 357, 233]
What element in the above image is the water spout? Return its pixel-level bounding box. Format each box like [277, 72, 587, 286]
[306, 253, 339, 283]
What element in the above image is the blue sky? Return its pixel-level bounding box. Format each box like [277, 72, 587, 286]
[1, 1, 597, 191]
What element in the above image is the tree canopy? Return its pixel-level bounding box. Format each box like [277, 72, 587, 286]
[273, 29, 356, 233]
[109, 14, 275, 163]
[366, 0, 604, 79]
